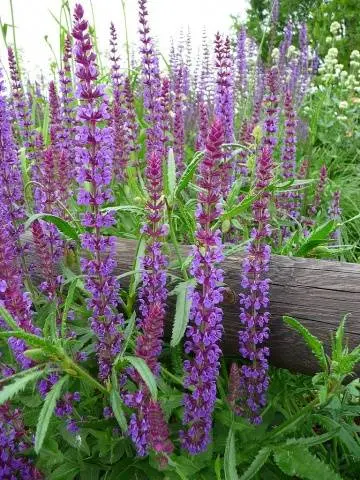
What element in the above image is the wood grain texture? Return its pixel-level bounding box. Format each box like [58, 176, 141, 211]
[25, 235, 360, 375]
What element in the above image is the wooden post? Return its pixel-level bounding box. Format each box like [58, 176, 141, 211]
[26, 236, 360, 375]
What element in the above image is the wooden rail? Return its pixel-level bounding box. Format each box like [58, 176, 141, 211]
[27, 236, 360, 375]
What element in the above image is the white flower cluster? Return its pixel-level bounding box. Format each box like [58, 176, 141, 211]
[330, 21, 341, 36]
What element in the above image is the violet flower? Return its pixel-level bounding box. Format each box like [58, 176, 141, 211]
[236, 145, 274, 424]
[110, 23, 129, 181]
[278, 89, 298, 221]
[0, 222, 39, 370]
[59, 33, 76, 167]
[138, 0, 162, 157]
[123, 76, 139, 154]
[236, 27, 247, 94]
[309, 164, 327, 217]
[0, 405, 43, 479]
[31, 219, 62, 300]
[72, 3, 123, 381]
[263, 67, 279, 152]
[125, 151, 173, 460]
[181, 119, 225, 454]
[7, 47, 35, 153]
[329, 191, 341, 242]
[159, 76, 171, 160]
[214, 34, 234, 195]
[0, 66, 26, 246]
[195, 99, 209, 151]
[173, 65, 186, 173]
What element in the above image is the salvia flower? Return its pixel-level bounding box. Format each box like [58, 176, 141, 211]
[181, 119, 225, 454]
[159, 76, 171, 159]
[72, 3, 123, 381]
[263, 67, 279, 152]
[138, 0, 162, 157]
[214, 34, 234, 194]
[236, 145, 274, 424]
[0, 66, 26, 247]
[0, 222, 39, 369]
[329, 191, 341, 242]
[110, 23, 129, 181]
[0, 405, 43, 479]
[31, 219, 62, 300]
[195, 99, 209, 151]
[7, 47, 35, 153]
[278, 89, 298, 221]
[173, 65, 186, 173]
[236, 27, 248, 94]
[125, 151, 173, 460]
[308, 164, 327, 217]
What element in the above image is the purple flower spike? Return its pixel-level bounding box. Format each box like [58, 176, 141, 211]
[0, 222, 39, 369]
[138, 0, 162, 157]
[7, 47, 35, 153]
[214, 34, 234, 195]
[135, 151, 169, 375]
[173, 66, 186, 174]
[278, 89, 298, 222]
[181, 120, 225, 454]
[110, 22, 129, 181]
[236, 27, 247, 94]
[263, 67, 279, 152]
[0, 66, 26, 247]
[309, 164, 327, 217]
[125, 151, 173, 460]
[147, 401, 174, 465]
[0, 405, 43, 479]
[72, 4, 123, 381]
[236, 145, 274, 424]
[31, 219, 62, 300]
[195, 100, 209, 152]
[329, 191, 341, 242]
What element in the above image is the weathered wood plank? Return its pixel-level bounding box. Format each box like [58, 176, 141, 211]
[25, 235, 360, 375]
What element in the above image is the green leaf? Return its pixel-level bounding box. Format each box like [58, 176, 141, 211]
[61, 278, 78, 338]
[0, 306, 21, 331]
[221, 194, 257, 221]
[273, 445, 343, 480]
[25, 213, 80, 243]
[102, 205, 144, 215]
[129, 236, 146, 300]
[43, 302, 58, 339]
[42, 102, 50, 144]
[35, 375, 68, 453]
[124, 356, 157, 400]
[284, 429, 340, 448]
[20, 148, 33, 208]
[295, 220, 337, 257]
[283, 316, 327, 370]
[224, 427, 238, 480]
[49, 462, 80, 480]
[110, 389, 128, 433]
[175, 151, 203, 197]
[166, 147, 177, 200]
[240, 447, 270, 480]
[170, 279, 195, 347]
[0, 369, 44, 405]
[0, 330, 59, 355]
[332, 315, 347, 361]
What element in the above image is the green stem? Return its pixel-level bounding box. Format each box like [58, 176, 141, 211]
[121, 0, 131, 76]
[9, 0, 20, 77]
[89, 0, 103, 74]
[167, 202, 188, 280]
[63, 354, 108, 394]
[161, 366, 223, 406]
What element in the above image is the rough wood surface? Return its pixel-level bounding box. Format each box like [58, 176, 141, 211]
[26, 235, 360, 375]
